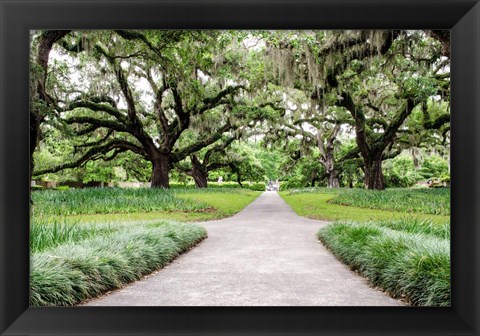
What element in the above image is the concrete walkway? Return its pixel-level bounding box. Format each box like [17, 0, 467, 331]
[84, 191, 403, 306]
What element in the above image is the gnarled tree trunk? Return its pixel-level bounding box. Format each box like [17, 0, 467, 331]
[317, 124, 342, 189]
[151, 155, 171, 188]
[326, 170, 341, 188]
[31, 30, 71, 179]
[364, 153, 384, 190]
[191, 155, 208, 188]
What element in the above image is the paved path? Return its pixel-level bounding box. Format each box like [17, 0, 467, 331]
[84, 192, 403, 306]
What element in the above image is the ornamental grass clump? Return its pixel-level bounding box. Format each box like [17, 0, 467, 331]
[30, 215, 115, 253]
[30, 222, 207, 306]
[382, 236, 450, 306]
[318, 221, 450, 306]
[375, 218, 450, 239]
[317, 222, 383, 272]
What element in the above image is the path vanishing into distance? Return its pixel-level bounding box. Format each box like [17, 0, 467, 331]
[84, 191, 404, 306]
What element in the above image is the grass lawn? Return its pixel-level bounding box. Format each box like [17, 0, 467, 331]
[279, 190, 449, 224]
[30, 187, 261, 306]
[177, 188, 261, 218]
[329, 188, 449, 216]
[281, 187, 450, 306]
[33, 188, 262, 223]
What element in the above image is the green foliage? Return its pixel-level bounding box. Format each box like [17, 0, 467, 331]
[318, 221, 450, 306]
[31, 30, 450, 193]
[400, 75, 438, 100]
[190, 141, 283, 185]
[383, 155, 422, 187]
[228, 142, 267, 182]
[329, 188, 450, 216]
[337, 140, 364, 187]
[256, 146, 283, 180]
[30, 216, 115, 253]
[247, 182, 267, 191]
[30, 221, 207, 306]
[277, 142, 325, 189]
[419, 155, 449, 179]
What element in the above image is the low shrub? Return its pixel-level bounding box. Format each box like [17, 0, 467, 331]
[208, 181, 246, 189]
[280, 179, 309, 190]
[245, 182, 266, 191]
[286, 187, 340, 195]
[169, 181, 265, 191]
[318, 221, 450, 306]
[168, 182, 196, 189]
[383, 155, 422, 188]
[419, 155, 449, 180]
[30, 221, 207, 306]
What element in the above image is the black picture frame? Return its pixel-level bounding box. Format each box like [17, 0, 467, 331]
[1, 0, 479, 335]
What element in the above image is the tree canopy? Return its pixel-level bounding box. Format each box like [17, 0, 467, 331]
[30, 30, 450, 190]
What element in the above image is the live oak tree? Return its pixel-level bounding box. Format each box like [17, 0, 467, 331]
[171, 42, 289, 188]
[264, 30, 449, 189]
[174, 97, 282, 188]
[175, 124, 260, 188]
[327, 31, 448, 189]
[263, 89, 361, 188]
[30, 30, 71, 179]
[260, 35, 362, 188]
[31, 30, 450, 190]
[273, 138, 324, 188]
[34, 30, 252, 188]
[176, 136, 236, 188]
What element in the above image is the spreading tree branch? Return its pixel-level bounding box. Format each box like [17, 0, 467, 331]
[65, 100, 127, 122]
[172, 123, 232, 163]
[196, 85, 246, 115]
[33, 139, 146, 176]
[65, 116, 128, 133]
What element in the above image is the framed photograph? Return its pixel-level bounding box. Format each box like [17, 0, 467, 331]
[1, 0, 479, 335]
